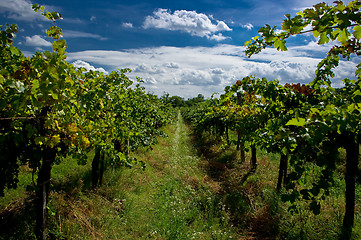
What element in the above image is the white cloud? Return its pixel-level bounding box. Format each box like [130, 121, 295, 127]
[178, 69, 218, 85]
[66, 43, 357, 98]
[122, 22, 133, 28]
[63, 30, 108, 40]
[165, 62, 180, 69]
[143, 8, 232, 41]
[72, 60, 108, 74]
[0, 0, 52, 21]
[134, 63, 165, 74]
[242, 23, 254, 30]
[25, 35, 52, 47]
[144, 76, 157, 84]
[209, 33, 229, 41]
[212, 68, 225, 74]
[90, 16, 96, 22]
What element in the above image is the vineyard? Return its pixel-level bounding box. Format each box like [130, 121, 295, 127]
[1, 1, 361, 240]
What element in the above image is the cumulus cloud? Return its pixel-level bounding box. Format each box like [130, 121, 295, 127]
[122, 22, 134, 28]
[178, 69, 217, 85]
[63, 30, 108, 40]
[25, 35, 52, 47]
[165, 62, 180, 68]
[134, 63, 165, 74]
[144, 76, 157, 84]
[209, 33, 229, 41]
[66, 43, 357, 98]
[212, 68, 225, 74]
[72, 60, 108, 74]
[143, 8, 232, 41]
[242, 23, 254, 30]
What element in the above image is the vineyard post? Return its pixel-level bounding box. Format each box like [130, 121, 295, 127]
[35, 148, 56, 240]
[99, 152, 105, 186]
[277, 153, 288, 190]
[251, 147, 257, 171]
[236, 92, 246, 162]
[92, 148, 101, 188]
[341, 133, 359, 239]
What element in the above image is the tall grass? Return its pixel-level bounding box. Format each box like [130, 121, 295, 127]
[1, 112, 360, 239]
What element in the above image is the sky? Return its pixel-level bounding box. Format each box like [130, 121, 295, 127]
[0, 0, 359, 99]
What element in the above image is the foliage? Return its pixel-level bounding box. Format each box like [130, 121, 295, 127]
[0, 3, 174, 238]
[183, 1, 361, 238]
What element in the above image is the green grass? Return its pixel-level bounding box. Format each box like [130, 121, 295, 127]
[46, 111, 241, 239]
[1, 112, 360, 239]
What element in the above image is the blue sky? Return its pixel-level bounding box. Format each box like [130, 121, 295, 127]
[1, 0, 359, 98]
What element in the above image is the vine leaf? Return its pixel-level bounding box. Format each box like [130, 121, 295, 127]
[353, 25, 361, 39]
[285, 117, 306, 126]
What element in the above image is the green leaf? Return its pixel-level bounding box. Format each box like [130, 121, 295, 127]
[319, 32, 329, 44]
[286, 117, 306, 126]
[281, 146, 287, 156]
[274, 39, 287, 51]
[353, 25, 361, 40]
[53, 39, 66, 51]
[51, 91, 58, 100]
[310, 108, 320, 114]
[312, 30, 320, 39]
[337, 29, 349, 44]
[10, 46, 20, 55]
[353, 90, 361, 96]
[46, 26, 63, 40]
[31, 79, 39, 94]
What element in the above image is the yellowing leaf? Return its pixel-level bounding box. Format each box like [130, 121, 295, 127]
[54, 120, 60, 130]
[286, 118, 306, 127]
[353, 25, 361, 40]
[312, 30, 320, 39]
[82, 135, 90, 147]
[244, 39, 253, 46]
[68, 123, 78, 132]
[49, 134, 61, 148]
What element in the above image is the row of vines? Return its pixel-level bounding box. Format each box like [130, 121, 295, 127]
[0, 5, 174, 239]
[182, 1, 360, 239]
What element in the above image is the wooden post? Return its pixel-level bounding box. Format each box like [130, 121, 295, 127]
[92, 148, 101, 188]
[35, 148, 56, 240]
[251, 147, 257, 171]
[277, 153, 288, 190]
[236, 92, 246, 162]
[341, 135, 359, 240]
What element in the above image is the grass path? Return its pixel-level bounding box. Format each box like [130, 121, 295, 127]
[2, 110, 240, 239]
[53, 110, 361, 240]
[3, 110, 359, 239]
[94, 110, 239, 239]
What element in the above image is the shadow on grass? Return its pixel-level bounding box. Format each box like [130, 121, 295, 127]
[189, 128, 280, 239]
[0, 160, 94, 239]
[191, 130, 255, 186]
[0, 194, 36, 240]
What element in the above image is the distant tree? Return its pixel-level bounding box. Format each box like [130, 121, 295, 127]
[169, 96, 186, 108]
[186, 94, 205, 107]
